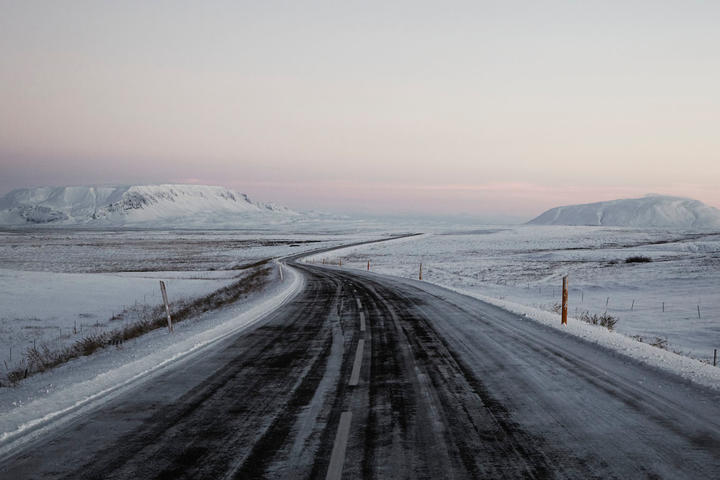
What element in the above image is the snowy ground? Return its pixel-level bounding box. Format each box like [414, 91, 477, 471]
[0, 263, 305, 453]
[0, 229, 370, 272]
[306, 226, 720, 363]
[0, 268, 237, 365]
[0, 229, 381, 374]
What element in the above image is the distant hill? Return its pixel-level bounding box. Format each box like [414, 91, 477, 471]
[528, 195, 720, 229]
[0, 184, 303, 227]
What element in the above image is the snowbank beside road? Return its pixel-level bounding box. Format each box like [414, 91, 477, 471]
[447, 286, 720, 392]
[0, 263, 303, 458]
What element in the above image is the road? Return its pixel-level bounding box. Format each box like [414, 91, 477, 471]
[2, 259, 720, 479]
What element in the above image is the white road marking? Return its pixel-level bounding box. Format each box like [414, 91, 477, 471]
[359, 312, 365, 332]
[325, 411, 352, 480]
[349, 339, 364, 386]
[356, 298, 362, 309]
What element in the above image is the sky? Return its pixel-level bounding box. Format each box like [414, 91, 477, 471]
[1, 1, 719, 218]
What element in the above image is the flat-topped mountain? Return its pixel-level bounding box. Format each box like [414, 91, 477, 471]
[0, 184, 302, 227]
[528, 194, 720, 229]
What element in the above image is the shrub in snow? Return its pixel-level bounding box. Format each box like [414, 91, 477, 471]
[625, 256, 652, 264]
[577, 311, 619, 331]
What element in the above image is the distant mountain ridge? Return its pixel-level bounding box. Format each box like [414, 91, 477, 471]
[0, 184, 302, 227]
[528, 194, 720, 229]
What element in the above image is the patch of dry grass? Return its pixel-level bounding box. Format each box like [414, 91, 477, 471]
[3, 266, 271, 386]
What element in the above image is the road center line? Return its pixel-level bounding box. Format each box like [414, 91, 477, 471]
[325, 411, 352, 480]
[359, 312, 365, 332]
[356, 298, 362, 309]
[348, 339, 364, 386]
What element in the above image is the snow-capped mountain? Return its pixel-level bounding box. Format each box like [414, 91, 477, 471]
[0, 184, 303, 227]
[528, 194, 720, 229]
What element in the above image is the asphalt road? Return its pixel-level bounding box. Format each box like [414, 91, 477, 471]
[2, 261, 720, 479]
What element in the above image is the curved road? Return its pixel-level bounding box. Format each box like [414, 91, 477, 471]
[2, 260, 720, 479]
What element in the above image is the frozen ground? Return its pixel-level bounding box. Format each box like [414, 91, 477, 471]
[0, 229, 368, 272]
[0, 268, 238, 365]
[0, 229, 381, 374]
[306, 226, 720, 363]
[0, 263, 304, 452]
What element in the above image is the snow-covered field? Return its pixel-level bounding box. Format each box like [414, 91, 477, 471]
[307, 226, 720, 363]
[0, 229, 378, 374]
[0, 262, 305, 453]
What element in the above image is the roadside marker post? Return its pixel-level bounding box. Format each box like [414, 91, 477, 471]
[561, 276, 568, 326]
[367, 260, 370, 271]
[419, 263, 423, 281]
[714, 349, 717, 367]
[159, 281, 173, 333]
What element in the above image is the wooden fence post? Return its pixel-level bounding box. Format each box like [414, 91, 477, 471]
[419, 263, 423, 281]
[159, 281, 173, 333]
[561, 276, 568, 325]
[367, 260, 370, 271]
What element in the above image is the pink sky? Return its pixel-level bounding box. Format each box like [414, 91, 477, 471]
[1, 2, 719, 218]
[215, 181, 720, 217]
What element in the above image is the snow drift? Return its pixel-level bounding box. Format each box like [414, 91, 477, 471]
[528, 195, 720, 229]
[0, 185, 302, 227]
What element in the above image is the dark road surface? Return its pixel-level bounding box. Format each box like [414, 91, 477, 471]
[2, 260, 720, 479]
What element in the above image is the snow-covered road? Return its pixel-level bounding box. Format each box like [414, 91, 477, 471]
[2, 255, 719, 478]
